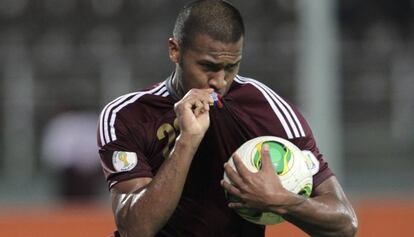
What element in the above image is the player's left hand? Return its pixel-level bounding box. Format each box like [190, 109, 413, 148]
[221, 144, 294, 214]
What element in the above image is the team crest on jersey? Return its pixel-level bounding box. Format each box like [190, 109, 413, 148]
[302, 150, 320, 175]
[112, 151, 137, 172]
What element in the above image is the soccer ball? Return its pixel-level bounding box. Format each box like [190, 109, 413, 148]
[223, 136, 314, 225]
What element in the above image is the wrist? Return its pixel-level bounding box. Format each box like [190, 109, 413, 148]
[268, 192, 307, 215]
[174, 132, 204, 153]
[177, 131, 205, 145]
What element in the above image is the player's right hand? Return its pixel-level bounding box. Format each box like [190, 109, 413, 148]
[174, 88, 214, 140]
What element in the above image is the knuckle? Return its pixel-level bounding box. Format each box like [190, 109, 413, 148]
[174, 101, 184, 111]
[224, 164, 233, 173]
[188, 88, 200, 95]
[239, 183, 249, 192]
[173, 103, 180, 112]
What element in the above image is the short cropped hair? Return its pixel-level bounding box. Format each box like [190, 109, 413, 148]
[173, 0, 244, 50]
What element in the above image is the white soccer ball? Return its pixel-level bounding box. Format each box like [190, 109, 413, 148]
[223, 136, 316, 225]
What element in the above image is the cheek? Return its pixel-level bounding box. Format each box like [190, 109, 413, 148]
[182, 66, 209, 88]
[225, 76, 235, 90]
[224, 68, 238, 82]
[227, 70, 238, 78]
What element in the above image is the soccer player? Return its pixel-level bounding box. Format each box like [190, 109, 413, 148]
[97, 1, 358, 236]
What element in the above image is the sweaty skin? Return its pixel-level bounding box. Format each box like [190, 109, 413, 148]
[110, 33, 357, 237]
[222, 146, 358, 237]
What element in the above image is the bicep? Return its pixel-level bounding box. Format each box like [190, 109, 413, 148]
[312, 176, 357, 226]
[313, 176, 350, 205]
[110, 177, 153, 236]
[110, 177, 152, 219]
[111, 177, 153, 211]
[111, 177, 153, 194]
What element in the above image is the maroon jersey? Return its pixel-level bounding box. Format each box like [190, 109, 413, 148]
[98, 75, 333, 237]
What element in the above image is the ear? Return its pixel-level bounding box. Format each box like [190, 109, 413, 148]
[168, 38, 180, 63]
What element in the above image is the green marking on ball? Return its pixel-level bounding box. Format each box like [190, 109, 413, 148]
[298, 183, 313, 197]
[225, 136, 314, 225]
[253, 141, 291, 175]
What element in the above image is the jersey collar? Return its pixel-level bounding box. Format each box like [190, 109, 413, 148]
[165, 72, 181, 101]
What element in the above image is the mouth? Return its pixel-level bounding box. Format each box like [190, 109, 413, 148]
[210, 91, 224, 109]
[209, 85, 225, 97]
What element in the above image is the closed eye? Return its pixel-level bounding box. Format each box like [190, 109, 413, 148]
[200, 62, 221, 72]
[198, 60, 241, 72]
[225, 63, 239, 71]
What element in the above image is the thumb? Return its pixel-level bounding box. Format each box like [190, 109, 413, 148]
[260, 143, 274, 173]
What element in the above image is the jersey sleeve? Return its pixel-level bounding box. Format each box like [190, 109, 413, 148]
[291, 107, 334, 189]
[97, 107, 153, 190]
[233, 76, 334, 189]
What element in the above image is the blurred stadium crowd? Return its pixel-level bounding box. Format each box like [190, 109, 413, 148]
[0, 0, 413, 203]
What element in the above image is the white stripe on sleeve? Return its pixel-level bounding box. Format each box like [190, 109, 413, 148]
[99, 83, 166, 146]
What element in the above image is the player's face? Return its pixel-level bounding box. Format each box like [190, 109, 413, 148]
[170, 34, 243, 97]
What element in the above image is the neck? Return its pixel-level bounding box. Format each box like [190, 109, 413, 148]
[171, 70, 185, 98]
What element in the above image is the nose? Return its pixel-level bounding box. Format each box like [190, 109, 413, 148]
[208, 70, 227, 90]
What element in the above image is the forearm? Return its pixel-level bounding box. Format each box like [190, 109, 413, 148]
[272, 193, 357, 237]
[113, 134, 202, 237]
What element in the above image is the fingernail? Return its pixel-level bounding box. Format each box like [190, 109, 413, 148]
[262, 143, 269, 151]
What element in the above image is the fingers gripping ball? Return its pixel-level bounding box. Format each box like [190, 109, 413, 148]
[223, 136, 314, 225]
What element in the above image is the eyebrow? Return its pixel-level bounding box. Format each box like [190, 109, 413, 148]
[198, 59, 241, 67]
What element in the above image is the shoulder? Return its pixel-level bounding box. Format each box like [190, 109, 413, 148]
[98, 81, 171, 147]
[231, 75, 283, 103]
[233, 75, 271, 90]
[232, 75, 264, 94]
[231, 75, 307, 140]
[99, 81, 169, 122]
